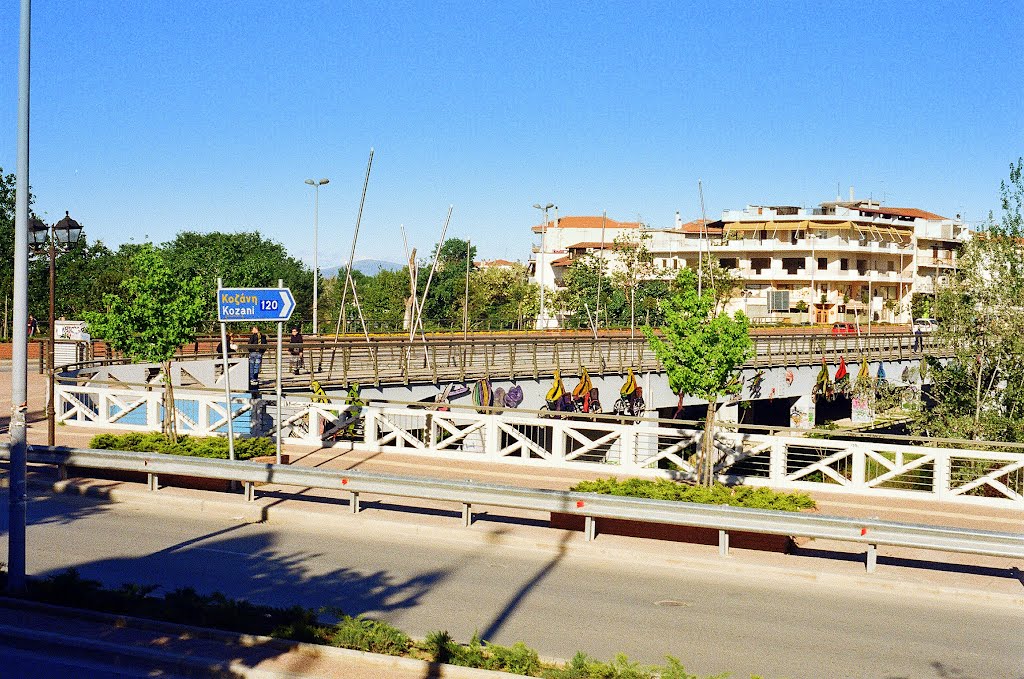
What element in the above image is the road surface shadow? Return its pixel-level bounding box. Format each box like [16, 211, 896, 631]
[0, 482, 114, 537]
[26, 517, 454, 677]
[793, 545, 1024, 585]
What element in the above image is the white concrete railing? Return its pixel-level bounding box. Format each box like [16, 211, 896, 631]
[55, 384, 1023, 508]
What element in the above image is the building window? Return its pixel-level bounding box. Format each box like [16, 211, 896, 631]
[782, 257, 804, 274]
[840, 258, 849, 271]
[887, 261, 895, 272]
[817, 257, 827, 270]
[857, 259, 868, 275]
[767, 290, 790, 312]
[719, 257, 738, 269]
[751, 257, 770, 273]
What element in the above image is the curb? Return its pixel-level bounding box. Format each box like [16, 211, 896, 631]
[40, 475, 1024, 611]
[0, 597, 523, 678]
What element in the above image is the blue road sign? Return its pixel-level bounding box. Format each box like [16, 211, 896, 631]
[218, 287, 295, 322]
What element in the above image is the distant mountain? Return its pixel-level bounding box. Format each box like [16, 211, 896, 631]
[320, 260, 403, 278]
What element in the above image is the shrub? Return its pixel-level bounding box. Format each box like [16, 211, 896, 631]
[330, 616, 410, 656]
[88, 433, 273, 461]
[570, 478, 815, 512]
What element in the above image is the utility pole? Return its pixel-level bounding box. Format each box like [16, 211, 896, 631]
[9, 0, 32, 593]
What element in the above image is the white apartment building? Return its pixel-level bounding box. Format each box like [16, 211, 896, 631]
[529, 199, 967, 325]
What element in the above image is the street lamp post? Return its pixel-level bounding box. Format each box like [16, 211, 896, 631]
[304, 178, 329, 335]
[29, 211, 84, 447]
[532, 202, 554, 329]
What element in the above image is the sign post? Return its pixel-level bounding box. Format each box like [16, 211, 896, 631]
[217, 284, 295, 464]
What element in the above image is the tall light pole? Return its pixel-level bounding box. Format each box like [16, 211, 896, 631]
[10, 0, 32, 594]
[533, 202, 554, 329]
[304, 178, 329, 335]
[30, 212, 84, 447]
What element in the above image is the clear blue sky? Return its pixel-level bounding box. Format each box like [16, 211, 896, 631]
[2, 1, 1021, 267]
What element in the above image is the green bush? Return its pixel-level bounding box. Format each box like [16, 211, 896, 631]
[89, 433, 274, 461]
[330, 616, 410, 656]
[570, 478, 815, 512]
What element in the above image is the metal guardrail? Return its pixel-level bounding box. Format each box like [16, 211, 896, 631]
[10, 445, 1023, 574]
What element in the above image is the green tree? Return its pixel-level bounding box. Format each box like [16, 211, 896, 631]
[418, 238, 476, 328]
[329, 268, 412, 333]
[467, 263, 538, 330]
[611, 231, 656, 337]
[643, 268, 753, 485]
[160, 231, 313, 332]
[84, 245, 207, 439]
[913, 158, 1024, 441]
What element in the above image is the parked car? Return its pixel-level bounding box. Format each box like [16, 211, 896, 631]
[913, 318, 937, 333]
[831, 322, 858, 335]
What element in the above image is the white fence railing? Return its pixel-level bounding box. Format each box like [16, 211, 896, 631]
[55, 383, 1024, 508]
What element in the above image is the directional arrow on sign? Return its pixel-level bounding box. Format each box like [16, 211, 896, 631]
[279, 289, 294, 320]
[217, 287, 296, 322]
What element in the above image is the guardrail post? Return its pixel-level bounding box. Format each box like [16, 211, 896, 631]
[718, 529, 730, 557]
[244, 481, 255, 502]
[584, 515, 596, 541]
[462, 502, 472, 527]
[350, 491, 360, 514]
[866, 543, 878, 573]
[147, 473, 158, 492]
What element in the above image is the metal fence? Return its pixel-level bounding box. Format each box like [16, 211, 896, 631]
[8, 445, 1023, 574]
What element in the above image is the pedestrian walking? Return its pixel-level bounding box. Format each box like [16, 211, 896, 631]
[913, 325, 923, 352]
[288, 327, 304, 375]
[247, 325, 267, 396]
[27, 314, 37, 338]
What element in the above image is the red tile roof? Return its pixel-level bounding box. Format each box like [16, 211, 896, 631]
[565, 241, 623, 250]
[532, 216, 641, 233]
[670, 219, 724, 234]
[550, 256, 573, 267]
[856, 206, 948, 221]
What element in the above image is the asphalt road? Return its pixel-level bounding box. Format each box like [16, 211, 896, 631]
[1, 490, 1021, 679]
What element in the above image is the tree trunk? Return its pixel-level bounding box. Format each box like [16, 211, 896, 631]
[701, 399, 716, 486]
[163, 359, 177, 443]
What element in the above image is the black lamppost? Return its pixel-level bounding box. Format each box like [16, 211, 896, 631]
[29, 211, 84, 446]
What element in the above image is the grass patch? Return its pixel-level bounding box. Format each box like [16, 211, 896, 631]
[570, 478, 816, 512]
[89, 432, 274, 461]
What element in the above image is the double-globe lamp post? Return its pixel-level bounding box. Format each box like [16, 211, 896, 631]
[304, 178, 329, 335]
[532, 202, 554, 329]
[29, 211, 84, 447]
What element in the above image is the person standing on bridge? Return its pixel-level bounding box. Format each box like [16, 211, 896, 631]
[288, 327, 304, 375]
[247, 325, 267, 396]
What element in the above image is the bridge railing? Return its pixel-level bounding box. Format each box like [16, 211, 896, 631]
[57, 331, 944, 389]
